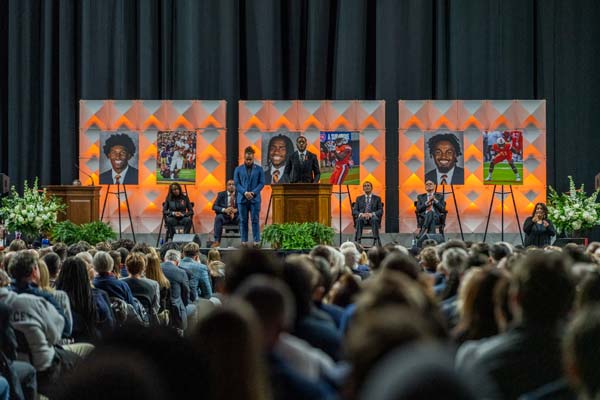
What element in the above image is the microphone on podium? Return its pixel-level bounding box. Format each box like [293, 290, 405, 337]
[74, 163, 96, 186]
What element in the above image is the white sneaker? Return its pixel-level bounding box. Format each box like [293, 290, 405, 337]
[516, 174, 521, 182]
[485, 174, 492, 181]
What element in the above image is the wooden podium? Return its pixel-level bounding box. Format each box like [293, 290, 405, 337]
[271, 183, 332, 226]
[45, 185, 101, 225]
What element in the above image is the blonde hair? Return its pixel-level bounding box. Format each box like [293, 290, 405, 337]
[208, 249, 221, 263]
[38, 259, 53, 292]
[145, 253, 170, 289]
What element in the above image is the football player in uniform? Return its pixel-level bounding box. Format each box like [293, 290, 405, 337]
[329, 136, 353, 185]
[486, 137, 521, 182]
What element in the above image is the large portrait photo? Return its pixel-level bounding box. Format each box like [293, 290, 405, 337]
[99, 131, 139, 185]
[261, 132, 300, 184]
[156, 130, 197, 184]
[482, 130, 523, 185]
[424, 131, 465, 185]
[319, 131, 360, 185]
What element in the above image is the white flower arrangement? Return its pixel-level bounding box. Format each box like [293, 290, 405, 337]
[547, 176, 600, 235]
[0, 178, 64, 239]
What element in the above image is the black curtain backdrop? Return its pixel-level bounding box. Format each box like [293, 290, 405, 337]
[2, 0, 600, 233]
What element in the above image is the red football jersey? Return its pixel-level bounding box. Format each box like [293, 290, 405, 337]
[335, 144, 352, 166]
[493, 142, 512, 157]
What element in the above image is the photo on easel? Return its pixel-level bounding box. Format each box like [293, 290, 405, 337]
[261, 131, 301, 185]
[99, 131, 139, 185]
[482, 130, 523, 185]
[319, 131, 360, 185]
[423, 131, 465, 185]
[156, 130, 197, 184]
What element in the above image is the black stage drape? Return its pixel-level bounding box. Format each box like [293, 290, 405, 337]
[2, 0, 600, 233]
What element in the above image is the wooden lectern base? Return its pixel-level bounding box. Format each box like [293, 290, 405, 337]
[271, 183, 332, 226]
[45, 185, 101, 225]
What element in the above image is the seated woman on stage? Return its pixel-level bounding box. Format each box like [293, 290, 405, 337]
[163, 183, 193, 238]
[523, 202, 556, 247]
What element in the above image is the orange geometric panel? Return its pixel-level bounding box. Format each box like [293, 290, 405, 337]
[79, 100, 227, 234]
[399, 100, 546, 234]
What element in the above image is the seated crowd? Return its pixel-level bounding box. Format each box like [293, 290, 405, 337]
[1, 236, 600, 399]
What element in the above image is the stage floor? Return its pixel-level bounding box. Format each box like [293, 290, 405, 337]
[116, 232, 526, 248]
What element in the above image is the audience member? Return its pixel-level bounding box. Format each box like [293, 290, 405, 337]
[456, 251, 575, 399]
[179, 242, 212, 300]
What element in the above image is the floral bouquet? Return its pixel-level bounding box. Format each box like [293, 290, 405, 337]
[547, 176, 600, 235]
[0, 178, 64, 240]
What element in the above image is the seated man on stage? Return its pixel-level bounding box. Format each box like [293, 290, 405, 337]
[163, 182, 194, 239]
[416, 180, 446, 238]
[352, 181, 383, 244]
[211, 179, 239, 248]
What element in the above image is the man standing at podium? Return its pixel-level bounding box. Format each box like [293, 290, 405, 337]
[288, 135, 320, 183]
[234, 147, 264, 247]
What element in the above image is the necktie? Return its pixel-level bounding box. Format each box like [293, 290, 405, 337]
[365, 196, 371, 213]
[441, 174, 448, 185]
[427, 194, 433, 212]
[229, 193, 235, 208]
[272, 170, 280, 183]
[115, 174, 121, 184]
[300, 152, 306, 162]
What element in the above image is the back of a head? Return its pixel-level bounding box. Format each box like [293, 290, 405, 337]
[281, 255, 316, 319]
[8, 239, 27, 252]
[438, 239, 468, 259]
[346, 305, 436, 395]
[182, 242, 200, 258]
[93, 251, 114, 274]
[359, 344, 478, 400]
[159, 242, 181, 260]
[441, 247, 469, 274]
[576, 271, 600, 310]
[55, 350, 168, 400]
[163, 249, 181, 264]
[235, 275, 296, 346]
[224, 249, 281, 293]
[131, 242, 151, 255]
[98, 325, 208, 398]
[52, 242, 68, 260]
[513, 251, 574, 323]
[8, 250, 37, 285]
[381, 252, 420, 281]
[42, 252, 61, 277]
[490, 243, 511, 262]
[564, 306, 600, 399]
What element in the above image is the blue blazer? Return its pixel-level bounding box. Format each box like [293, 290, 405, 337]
[234, 163, 265, 205]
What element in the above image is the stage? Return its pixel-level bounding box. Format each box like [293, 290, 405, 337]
[118, 232, 527, 250]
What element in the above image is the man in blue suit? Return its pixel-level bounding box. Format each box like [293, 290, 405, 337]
[234, 146, 265, 247]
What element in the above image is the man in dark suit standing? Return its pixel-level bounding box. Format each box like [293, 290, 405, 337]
[416, 180, 446, 237]
[424, 133, 464, 185]
[352, 181, 383, 244]
[99, 133, 139, 184]
[287, 135, 320, 183]
[234, 146, 265, 247]
[211, 179, 239, 248]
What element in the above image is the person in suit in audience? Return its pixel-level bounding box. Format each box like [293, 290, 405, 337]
[287, 135, 320, 183]
[99, 133, 139, 184]
[211, 179, 239, 248]
[416, 180, 446, 238]
[352, 181, 384, 244]
[160, 249, 193, 331]
[234, 146, 265, 247]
